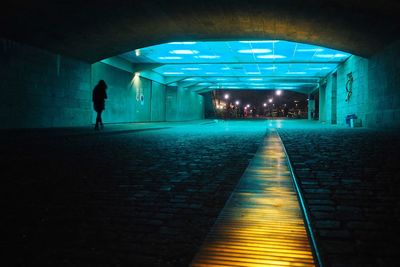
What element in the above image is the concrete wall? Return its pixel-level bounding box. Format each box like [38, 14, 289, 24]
[367, 41, 400, 128]
[91, 64, 204, 124]
[336, 56, 369, 126]
[92, 62, 136, 123]
[150, 81, 166, 122]
[166, 86, 204, 121]
[0, 39, 92, 128]
[92, 62, 168, 123]
[202, 91, 217, 119]
[322, 40, 400, 128]
[0, 37, 203, 129]
[319, 86, 326, 122]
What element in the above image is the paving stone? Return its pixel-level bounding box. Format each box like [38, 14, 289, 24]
[318, 230, 351, 239]
[279, 126, 400, 267]
[1, 121, 266, 266]
[315, 220, 341, 229]
[4, 121, 400, 266]
[346, 221, 380, 230]
[310, 205, 336, 212]
[320, 240, 356, 254]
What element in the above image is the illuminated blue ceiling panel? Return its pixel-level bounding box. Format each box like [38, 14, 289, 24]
[118, 40, 351, 92]
[154, 63, 337, 77]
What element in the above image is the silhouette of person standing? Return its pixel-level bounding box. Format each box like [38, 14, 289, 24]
[92, 80, 108, 130]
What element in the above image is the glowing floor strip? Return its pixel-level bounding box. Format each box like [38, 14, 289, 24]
[191, 130, 316, 267]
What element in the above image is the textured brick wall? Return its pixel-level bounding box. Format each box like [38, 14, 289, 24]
[0, 39, 92, 128]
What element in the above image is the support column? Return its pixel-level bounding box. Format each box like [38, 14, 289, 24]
[308, 94, 315, 120]
[319, 85, 326, 122]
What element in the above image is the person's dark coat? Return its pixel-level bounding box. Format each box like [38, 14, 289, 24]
[92, 81, 107, 112]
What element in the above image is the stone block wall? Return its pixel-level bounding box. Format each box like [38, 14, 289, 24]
[150, 81, 166, 122]
[324, 72, 338, 125]
[166, 86, 204, 121]
[91, 62, 136, 123]
[322, 40, 400, 128]
[91, 62, 168, 123]
[336, 56, 369, 126]
[367, 40, 400, 128]
[323, 75, 334, 124]
[0, 39, 92, 128]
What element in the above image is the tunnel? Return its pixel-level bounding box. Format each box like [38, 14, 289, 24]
[1, 1, 400, 266]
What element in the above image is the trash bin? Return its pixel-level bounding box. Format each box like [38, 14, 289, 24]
[350, 118, 355, 128]
[346, 114, 357, 127]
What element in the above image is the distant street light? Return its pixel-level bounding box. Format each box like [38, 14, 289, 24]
[224, 94, 230, 99]
[268, 98, 273, 103]
[276, 90, 282, 96]
[263, 103, 267, 107]
[246, 104, 250, 108]
[235, 100, 240, 105]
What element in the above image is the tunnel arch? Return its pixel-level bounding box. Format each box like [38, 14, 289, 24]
[1, 0, 399, 62]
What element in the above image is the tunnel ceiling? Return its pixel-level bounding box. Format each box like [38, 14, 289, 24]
[119, 40, 350, 93]
[1, 0, 399, 62]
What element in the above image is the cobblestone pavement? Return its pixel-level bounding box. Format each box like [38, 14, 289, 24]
[1, 121, 267, 266]
[3, 120, 400, 267]
[278, 125, 400, 267]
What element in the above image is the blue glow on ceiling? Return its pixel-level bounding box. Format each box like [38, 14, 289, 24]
[119, 40, 352, 91]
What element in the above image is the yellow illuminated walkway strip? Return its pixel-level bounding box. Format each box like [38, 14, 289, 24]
[191, 130, 316, 267]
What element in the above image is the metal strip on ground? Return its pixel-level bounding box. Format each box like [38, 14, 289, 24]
[190, 129, 316, 267]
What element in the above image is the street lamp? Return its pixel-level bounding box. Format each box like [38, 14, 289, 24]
[235, 100, 240, 105]
[224, 94, 230, 99]
[268, 98, 273, 103]
[263, 103, 267, 107]
[276, 90, 282, 96]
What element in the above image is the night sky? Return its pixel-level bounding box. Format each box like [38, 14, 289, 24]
[215, 90, 308, 110]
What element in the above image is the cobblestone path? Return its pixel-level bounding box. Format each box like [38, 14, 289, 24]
[278, 127, 400, 267]
[1, 121, 266, 266]
[3, 120, 399, 267]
